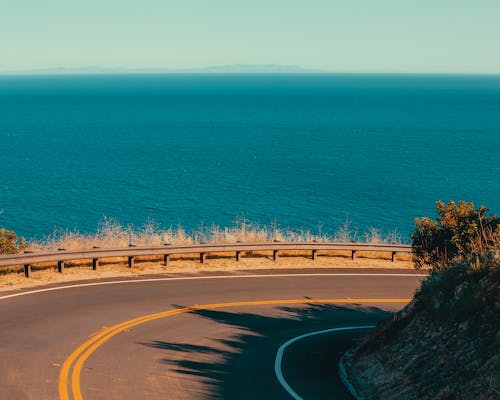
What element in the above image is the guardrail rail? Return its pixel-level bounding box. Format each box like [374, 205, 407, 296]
[0, 242, 412, 277]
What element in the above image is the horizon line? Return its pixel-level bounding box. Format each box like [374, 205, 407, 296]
[1, 64, 500, 77]
[1, 71, 500, 77]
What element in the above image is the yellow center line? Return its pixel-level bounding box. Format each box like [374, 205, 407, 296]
[58, 298, 411, 400]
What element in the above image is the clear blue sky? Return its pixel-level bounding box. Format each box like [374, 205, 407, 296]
[1, 0, 499, 73]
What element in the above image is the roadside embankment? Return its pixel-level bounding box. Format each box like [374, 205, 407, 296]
[0, 252, 413, 292]
[342, 254, 499, 399]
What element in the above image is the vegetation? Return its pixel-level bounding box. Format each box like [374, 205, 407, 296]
[346, 255, 499, 399]
[415, 250, 498, 324]
[343, 202, 500, 399]
[411, 200, 500, 271]
[26, 217, 403, 251]
[0, 228, 26, 255]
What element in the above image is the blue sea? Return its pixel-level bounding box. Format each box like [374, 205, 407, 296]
[1, 74, 499, 240]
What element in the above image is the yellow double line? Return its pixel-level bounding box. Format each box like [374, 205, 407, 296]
[58, 298, 411, 400]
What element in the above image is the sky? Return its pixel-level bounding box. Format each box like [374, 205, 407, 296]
[1, 0, 499, 74]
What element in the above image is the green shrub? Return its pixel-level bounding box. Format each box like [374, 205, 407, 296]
[0, 228, 26, 254]
[411, 201, 500, 271]
[415, 251, 499, 322]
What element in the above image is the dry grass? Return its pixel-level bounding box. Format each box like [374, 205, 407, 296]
[0, 218, 414, 292]
[27, 217, 406, 251]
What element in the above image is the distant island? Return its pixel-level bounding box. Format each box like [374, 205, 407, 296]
[0, 64, 324, 75]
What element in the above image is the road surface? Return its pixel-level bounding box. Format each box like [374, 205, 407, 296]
[0, 268, 425, 399]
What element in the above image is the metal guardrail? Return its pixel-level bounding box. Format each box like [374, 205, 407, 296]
[0, 242, 412, 277]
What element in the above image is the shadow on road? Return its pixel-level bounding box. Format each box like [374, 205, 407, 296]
[140, 303, 391, 399]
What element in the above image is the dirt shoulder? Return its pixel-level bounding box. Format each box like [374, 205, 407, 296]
[0, 254, 415, 293]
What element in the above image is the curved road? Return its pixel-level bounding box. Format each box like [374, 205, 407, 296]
[0, 268, 425, 400]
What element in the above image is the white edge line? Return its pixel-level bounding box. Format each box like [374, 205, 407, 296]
[0, 273, 427, 301]
[274, 326, 375, 400]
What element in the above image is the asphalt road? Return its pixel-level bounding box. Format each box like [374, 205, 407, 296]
[0, 268, 425, 400]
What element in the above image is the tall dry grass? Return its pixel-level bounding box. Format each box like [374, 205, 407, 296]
[27, 216, 405, 252]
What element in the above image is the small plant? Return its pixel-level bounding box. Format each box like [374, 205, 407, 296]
[0, 228, 26, 254]
[334, 217, 358, 242]
[411, 201, 500, 271]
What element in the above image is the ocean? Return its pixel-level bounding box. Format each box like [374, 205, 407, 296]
[0, 74, 499, 240]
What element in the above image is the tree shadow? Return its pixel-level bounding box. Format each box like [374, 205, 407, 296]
[140, 302, 391, 399]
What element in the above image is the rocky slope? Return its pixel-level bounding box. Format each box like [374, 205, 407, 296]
[342, 254, 499, 400]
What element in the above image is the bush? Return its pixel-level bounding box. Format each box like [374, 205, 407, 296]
[0, 228, 26, 254]
[411, 201, 499, 271]
[415, 251, 499, 321]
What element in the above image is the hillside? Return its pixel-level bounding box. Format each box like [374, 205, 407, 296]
[341, 253, 499, 399]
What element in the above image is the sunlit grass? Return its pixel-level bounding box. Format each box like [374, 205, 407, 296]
[27, 216, 405, 251]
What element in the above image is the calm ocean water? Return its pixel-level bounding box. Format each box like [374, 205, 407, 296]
[1, 74, 499, 240]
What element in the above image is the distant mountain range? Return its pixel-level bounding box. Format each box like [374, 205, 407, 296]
[1, 64, 324, 75]
[184, 64, 324, 73]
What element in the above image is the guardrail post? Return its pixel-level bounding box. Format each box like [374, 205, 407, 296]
[351, 250, 356, 260]
[236, 251, 241, 261]
[163, 254, 170, 266]
[57, 260, 64, 273]
[56, 248, 66, 273]
[24, 264, 31, 278]
[312, 249, 317, 261]
[391, 251, 396, 262]
[200, 253, 206, 264]
[128, 256, 134, 268]
[273, 250, 278, 261]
